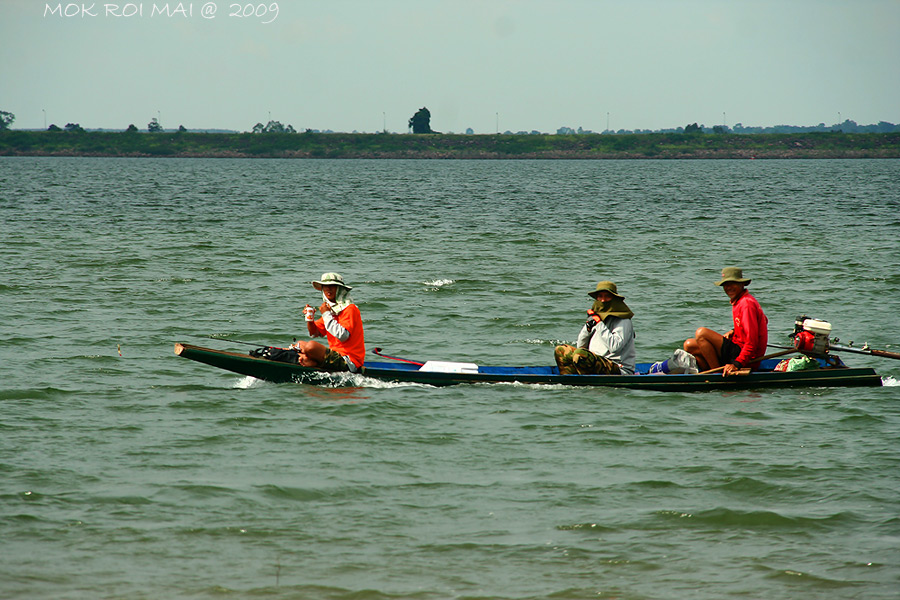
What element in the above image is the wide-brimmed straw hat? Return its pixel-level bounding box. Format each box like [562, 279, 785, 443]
[715, 267, 751, 286]
[588, 280, 624, 299]
[312, 272, 352, 291]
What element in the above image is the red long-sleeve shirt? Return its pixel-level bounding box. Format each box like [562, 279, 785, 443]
[730, 290, 768, 368]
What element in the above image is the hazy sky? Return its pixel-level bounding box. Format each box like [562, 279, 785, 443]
[3, 0, 899, 133]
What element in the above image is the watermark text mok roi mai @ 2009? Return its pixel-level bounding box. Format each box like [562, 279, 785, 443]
[44, 3, 280, 23]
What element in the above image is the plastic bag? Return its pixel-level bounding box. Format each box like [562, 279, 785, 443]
[775, 356, 819, 372]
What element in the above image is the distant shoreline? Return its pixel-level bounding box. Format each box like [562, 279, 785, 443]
[2, 131, 899, 159]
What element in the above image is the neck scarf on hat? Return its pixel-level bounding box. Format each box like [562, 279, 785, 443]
[324, 286, 353, 314]
[590, 297, 634, 321]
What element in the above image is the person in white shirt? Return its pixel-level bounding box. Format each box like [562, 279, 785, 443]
[554, 280, 636, 375]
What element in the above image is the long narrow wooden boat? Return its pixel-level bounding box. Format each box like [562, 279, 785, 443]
[174, 343, 883, 392]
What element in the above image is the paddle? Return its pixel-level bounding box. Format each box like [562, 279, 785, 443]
[698, 348, 796, 375]
[207, 336, 273, 348]
[768, 342, 900, 361]
[206, 336, 300, 352]
[827, 343, 900, 361]
[371, 347, 425, 366]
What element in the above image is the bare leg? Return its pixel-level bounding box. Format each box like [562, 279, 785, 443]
[296, 340, 328, 368]
[683, 327, 725, 372]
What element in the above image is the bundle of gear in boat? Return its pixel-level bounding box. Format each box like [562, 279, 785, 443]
[772, 316, 838, 372]
[771, 314, 896, 372]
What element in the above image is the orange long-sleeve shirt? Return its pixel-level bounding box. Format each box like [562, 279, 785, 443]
[311, 304, 366, 368]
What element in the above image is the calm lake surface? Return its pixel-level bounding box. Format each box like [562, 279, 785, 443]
[2, 157, 899, 599]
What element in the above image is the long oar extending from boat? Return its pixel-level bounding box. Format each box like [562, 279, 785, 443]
[769, 342, 900, 361]
[206, 336, 264, 347]
[830, 342, 900, 360]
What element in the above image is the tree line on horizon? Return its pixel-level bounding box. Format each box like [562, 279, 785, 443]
[2, 108, 899, 136]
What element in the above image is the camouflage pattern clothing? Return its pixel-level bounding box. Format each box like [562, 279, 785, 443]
[554, 345, 622, 375]
[321, 349, 351, 372]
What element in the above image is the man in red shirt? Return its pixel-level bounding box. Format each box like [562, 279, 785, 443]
[684, 267, 768, 375]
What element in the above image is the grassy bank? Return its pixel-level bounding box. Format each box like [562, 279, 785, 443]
[2, 130, 899, 159]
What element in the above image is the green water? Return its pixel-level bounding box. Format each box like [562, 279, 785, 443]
[2, 157, 898, 599]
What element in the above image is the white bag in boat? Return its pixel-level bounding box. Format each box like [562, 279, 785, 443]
[649, 349, 699, 374]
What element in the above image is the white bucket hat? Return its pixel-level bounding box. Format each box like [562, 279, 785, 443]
[311, 272, 352, 291]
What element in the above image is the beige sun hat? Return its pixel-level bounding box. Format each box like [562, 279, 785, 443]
[312, 272, 352, 291]
[588, 280, 624, 299]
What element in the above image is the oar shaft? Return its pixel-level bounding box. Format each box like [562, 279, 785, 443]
[772, 341, 900, 361]
[871, 348, 900, 360]
[208, 337, 270, 347]
[830, 344, 900, 360]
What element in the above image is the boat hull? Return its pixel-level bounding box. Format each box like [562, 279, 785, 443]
[174, 343, 883, 391]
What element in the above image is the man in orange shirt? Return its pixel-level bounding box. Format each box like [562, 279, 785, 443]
[294, 273, 366, 372]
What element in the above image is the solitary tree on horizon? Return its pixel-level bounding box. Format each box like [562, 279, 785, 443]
[408, 107, 435, 134]
[0, 110, 14, 130]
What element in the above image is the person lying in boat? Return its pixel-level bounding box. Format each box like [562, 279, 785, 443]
[683, 267, 768, 376]
[554, 281, 636, 375]
[290, 272, 365, 373]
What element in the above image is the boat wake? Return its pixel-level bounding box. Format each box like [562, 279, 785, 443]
[882, 376, 899, 387]
[233, 372, 427, 390]
[521, 338, 567, 346]
[334, 372, 430, 389]
[234, 376, 263, 389]
[423, 278, 454, 291]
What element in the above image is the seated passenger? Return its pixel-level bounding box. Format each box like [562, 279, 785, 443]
[683, 267, 768, 375]
[292, 272, 365, 372]
[555, 280, 636, 375]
